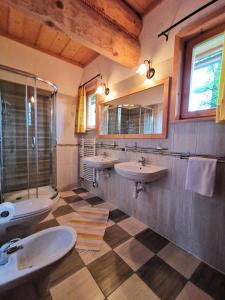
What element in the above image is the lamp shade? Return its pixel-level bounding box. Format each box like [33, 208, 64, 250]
[136, 63, 147, 75]
[95, 85, 103, 95]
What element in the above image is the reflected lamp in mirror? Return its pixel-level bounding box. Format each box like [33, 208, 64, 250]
[136, 59, 155, 79]
[97, 77, 171, 139]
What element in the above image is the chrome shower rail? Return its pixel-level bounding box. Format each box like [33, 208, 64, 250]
[0, 64, 58, 93]
[93, 142, 225, 164]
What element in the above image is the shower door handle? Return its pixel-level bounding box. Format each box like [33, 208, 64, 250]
[32, 136, 36, 150]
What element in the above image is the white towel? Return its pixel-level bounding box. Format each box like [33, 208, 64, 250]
[185, 157, 217, 197]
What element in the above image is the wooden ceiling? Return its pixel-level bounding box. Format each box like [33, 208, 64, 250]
[1, 0, 163, 68]
[0, 5, 99, 67]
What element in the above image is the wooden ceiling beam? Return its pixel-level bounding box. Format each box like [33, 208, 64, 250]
[81, 0, 142, 37]
[5, 0, 140, 68]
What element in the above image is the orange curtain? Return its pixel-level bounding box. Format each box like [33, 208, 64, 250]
[75, 86, 86, 133]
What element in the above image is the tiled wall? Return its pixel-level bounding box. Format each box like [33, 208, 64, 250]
[82, 121, 225, 274]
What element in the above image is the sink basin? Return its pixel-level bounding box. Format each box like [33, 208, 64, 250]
[83, 156, 118, 170]
[0, 226, 76, 292]
[115, 162, 167, 183]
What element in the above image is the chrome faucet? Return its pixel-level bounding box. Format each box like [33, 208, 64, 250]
[0, 238, 23, 266]
[138, 156, 146, 166]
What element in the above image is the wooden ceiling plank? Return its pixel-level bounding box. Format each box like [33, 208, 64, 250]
[5, 0, 140, 68]
[0, 30, 83, 68]
[36, 25, 58, 49]
[74, 46, 98, 65]
[125, 0, 163, 16]
[50, 31, 70, 54]
[0, 5, 9, 32]
[81, 0, 142, 37]
[61, 40, 82, 59]
[23, 17, 41, 45]
[8, 7, 24, 38]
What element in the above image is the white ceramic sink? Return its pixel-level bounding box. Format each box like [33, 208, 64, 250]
[0, 226, 76, 292]
[83, 156, 118, 170]
[115, 162, 167, 183]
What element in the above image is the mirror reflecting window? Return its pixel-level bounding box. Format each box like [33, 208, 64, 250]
[98, 78, 170, 138]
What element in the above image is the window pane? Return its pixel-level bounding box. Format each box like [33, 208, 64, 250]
[188, 33, 224, 112]
[87, 93, 96, 128]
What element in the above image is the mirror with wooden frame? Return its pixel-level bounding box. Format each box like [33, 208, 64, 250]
[97, 77, 170, 139]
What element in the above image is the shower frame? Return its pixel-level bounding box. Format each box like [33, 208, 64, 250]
[0, 64, 58, 203]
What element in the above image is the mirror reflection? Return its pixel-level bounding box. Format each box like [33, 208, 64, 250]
[99, 81, 167, 136]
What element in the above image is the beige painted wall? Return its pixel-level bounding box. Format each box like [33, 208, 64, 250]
[81, 0, 225, 273]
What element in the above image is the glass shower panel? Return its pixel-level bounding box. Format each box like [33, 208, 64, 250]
[0, 67, 57, 203]
[35, 80, 57, 198]
[0, 70, 30, 202]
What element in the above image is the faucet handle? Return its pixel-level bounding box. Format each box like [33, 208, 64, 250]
[1, 238, 21, 253]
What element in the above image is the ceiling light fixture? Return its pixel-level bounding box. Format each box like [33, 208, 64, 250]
[136, 59, 155, 79]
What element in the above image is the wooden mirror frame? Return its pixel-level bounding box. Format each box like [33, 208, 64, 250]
[96, 77, 171, 139]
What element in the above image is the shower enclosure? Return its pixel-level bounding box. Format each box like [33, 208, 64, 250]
[0, 65, 57, 203]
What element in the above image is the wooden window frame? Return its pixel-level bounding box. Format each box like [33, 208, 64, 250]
[170, 7, 225, 123]
[86, 82, 97, 131]
[181, 25, 224, 119]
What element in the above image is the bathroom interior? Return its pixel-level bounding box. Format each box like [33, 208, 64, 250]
[0, 0, 225, 299]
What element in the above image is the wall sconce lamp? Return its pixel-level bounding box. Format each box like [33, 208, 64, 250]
[136, 59, 155, 79]
[95, 76, 110, 96]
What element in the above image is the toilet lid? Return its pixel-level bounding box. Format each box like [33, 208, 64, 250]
[12, 198, 53, 219]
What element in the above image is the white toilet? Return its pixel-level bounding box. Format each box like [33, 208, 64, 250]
[0, 195, 60, 243]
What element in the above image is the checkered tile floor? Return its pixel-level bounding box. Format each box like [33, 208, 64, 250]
[36, 188, 225, 300]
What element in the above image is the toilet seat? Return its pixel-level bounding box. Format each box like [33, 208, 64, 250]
[12, 198, 53, 220]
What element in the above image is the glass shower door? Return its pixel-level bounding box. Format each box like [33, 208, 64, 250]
[0, 72, 30, 201]
[0, 67, 57, 203]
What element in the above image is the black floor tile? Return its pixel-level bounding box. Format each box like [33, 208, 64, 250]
[35, 219, 59, 233]
[88, 251, 133, 297]
[135, 228, 169, 253]
[64, 195, 83, 204]
[52, 204, 74, 218]
[104, 224, 131, 248]
[50, 247, 84, 286]
[191, 262, 225, 300]
[137, 256, 187, 300]
[109, 209, 129, 223]
[73, 188, 88, 194]
[86, 196, 105, 205]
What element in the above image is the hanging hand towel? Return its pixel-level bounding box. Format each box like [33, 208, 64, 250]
[185, 157, 217, 197]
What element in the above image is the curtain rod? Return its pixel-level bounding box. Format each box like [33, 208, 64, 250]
[79, 73, 101, 88]
[158, 0, 219, 41]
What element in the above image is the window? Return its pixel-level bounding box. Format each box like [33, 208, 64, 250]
[86, 90, 96, 129]
[181, 27, 224, 119]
